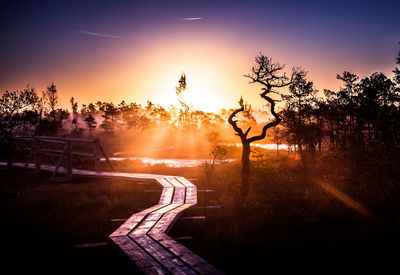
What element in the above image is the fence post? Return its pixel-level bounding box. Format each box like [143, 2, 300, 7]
[7, 137, 13, 168]
[33, 137, 40, 172]
[94, 138, 100, 172]
[65, 140, 72, 177]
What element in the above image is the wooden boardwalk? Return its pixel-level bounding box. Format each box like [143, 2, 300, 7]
[1, 162, 222, 275]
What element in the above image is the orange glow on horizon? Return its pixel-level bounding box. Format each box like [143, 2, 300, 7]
[3, 27, 357, 113]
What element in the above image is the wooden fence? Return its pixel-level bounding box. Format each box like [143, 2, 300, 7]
[2, 136, 223, 273]
[6, 136, 114, 180]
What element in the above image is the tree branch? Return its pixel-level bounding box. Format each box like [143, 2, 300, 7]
[228, 106, 245, 137]
[248, 92, 281, 143]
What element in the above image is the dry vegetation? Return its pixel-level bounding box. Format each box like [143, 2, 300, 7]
[1, 48, 400, 273]
[1, 148, 400, 273]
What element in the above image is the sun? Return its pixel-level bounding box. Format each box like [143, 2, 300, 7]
[151, 69, 229, 113]
[180, 80, 227, 113]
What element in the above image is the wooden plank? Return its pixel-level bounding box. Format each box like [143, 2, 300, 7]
[110, 204, 167, 237]
[152, 203, 183, 215]
[158, 187, 174, 205]
[111, 236, 167, 273]
[141, 266, 169, 275]
[153, 234, 221, 275]
[99, 144, 115, 172]
[185, 186, 197, 204]
[33, 139, 40, 172]
[133, 235, 197, 275]
[39, 152, 64, 158]
[164, 204, 194, 215]
[172, 187, 185, 204]
[156, 177, 174, 188]
[165, 177, 186, 188]
[38, 148, 64, 154]
[94, 139, 100, 172]
[2, 160, 223, 275]
[71, 146, 90, 169]
[174, 177, 195, 187]
[34, 136, 96, 143]
[38, 141, 57, 165]
[71, 151, 96, 157]
[165, 177, 187, 204]
[131, 214, 163, 234]
[50, 144, 67, 181]
[11, 136, 34, 141]
[65, 140, 72, 177]
[150, 212, 181, 234]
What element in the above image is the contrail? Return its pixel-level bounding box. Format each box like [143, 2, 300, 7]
[181, 17, 202, 21]
[75, 30, 124, 39]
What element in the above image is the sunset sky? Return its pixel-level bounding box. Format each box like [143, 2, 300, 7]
[1, 0, 399, 112]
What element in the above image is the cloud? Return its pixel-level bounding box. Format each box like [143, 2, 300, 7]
[75, 30, 125, 39]
[180, 17, 202, 21]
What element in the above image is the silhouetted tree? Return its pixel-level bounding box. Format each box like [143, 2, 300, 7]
[43, 82, 58, 114]
[35, 108, 70, 136]
[269, 126, 284, 156]
[229, 54, 304, 209]
[358, 72, 398, 152]
[0, 87, 39, 135]
[122, 102, 150, 134]
[84, 114, 97, 137]
[175, 73, 191, 128]
[281, 72, 319, 170]
[204, 131, 227, 209]
[393, 42, 400, 86]
[70, 97, 78, 117]
[98, 102, 118, 134]
[150, 104, 170, 124]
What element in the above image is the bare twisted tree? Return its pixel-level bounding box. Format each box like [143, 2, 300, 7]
[229, 54, 305, 209]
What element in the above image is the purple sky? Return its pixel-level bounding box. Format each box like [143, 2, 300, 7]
[1, 0, 399, 110]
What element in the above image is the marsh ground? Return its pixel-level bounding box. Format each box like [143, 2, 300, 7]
[1, 150, 400, 274]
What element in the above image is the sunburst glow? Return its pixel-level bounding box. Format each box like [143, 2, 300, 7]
[148, 63, 232, 112]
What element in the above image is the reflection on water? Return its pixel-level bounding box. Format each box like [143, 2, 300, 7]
[101, 157, 234, 167]
[233, 143, 290, 150]
[106, 143, 291, 167]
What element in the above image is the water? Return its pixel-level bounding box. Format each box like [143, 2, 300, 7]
[233, 143, 291, 150]
[101, 156, 234, 167]
[104, 143, 289, 168]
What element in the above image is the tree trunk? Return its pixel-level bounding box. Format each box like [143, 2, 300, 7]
[235, 142, 251, 210]
[297, 139, 308, 170]
[367, 121, 372, 145]
[318, 139, 322, 156]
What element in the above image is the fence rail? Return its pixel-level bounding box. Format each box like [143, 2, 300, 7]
[1, 136, 222, 273]
[0, 161, 223, 274]
[5, 136, 114, 180]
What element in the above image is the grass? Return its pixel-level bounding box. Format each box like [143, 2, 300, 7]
[1, 150, 400, 274]
[189, 151, 400, 273]
[0, 167, 159, 274]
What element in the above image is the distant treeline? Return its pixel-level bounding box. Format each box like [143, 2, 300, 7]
[279, 45, 400, 157]
[0, 84, 228, 138]
[1, 45, 399, 157]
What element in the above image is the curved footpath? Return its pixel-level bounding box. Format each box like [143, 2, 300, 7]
[1, 162, 222, 275]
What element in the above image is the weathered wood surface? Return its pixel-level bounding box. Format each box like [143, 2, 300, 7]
[0, 161, 222, 275]
[8, 136, 115, 179]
